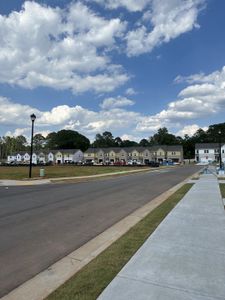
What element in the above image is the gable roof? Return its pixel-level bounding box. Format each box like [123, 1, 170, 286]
[150, 145, 183, 152]
[195, 143, 221, 150]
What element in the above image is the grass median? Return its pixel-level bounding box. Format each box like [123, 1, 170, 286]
[0, 165, 148, 180]
[46, 183, 193, 300]
[219, 183, 225, 197]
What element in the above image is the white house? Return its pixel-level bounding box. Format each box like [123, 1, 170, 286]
[7, 149, 84, 165]
[48, 152, 55, 163]
[73, 149, 84, 163]
[7, 155, 17, 163]
[38, 152, 46, 164]
[32, 153, 37, 164]
[195, 143, 225, 163]
[55, 151, 63, 164]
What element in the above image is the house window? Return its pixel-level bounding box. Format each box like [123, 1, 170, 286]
[196, 150, 199, 154]
[222, 150, 224, 154]
[204, 150, 209, 153]
[214, 149, 219, 153]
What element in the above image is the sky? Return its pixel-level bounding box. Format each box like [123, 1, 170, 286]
[0, 0, 225, 142]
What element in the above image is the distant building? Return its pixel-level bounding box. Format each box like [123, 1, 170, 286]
[7, 149, 84, 165]
[84, 145, 183, 164]
[195, 143, 225, 163]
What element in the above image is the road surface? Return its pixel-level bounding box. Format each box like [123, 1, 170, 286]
[0, 165, 200, 297]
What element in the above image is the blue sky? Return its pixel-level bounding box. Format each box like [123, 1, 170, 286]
[0, 0, 225, 141]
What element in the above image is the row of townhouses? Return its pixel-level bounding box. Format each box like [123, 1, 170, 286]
[84, 146, 183, 164]
[195, 143, 225, 163]
[7, 145, 183, 165]
[7, 149, 84, 165]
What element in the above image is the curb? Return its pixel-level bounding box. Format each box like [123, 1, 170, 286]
[1, 170, 198, 300]
[0, 167, 177, 187]
[0, 168, 152, 187]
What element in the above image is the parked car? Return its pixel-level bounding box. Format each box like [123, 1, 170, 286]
[147, 161, 160, 167]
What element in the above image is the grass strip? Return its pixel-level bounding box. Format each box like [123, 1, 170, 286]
[219, 183, 225, 197]
[0, 166, 147, 180]
[46, 183, 193, 300]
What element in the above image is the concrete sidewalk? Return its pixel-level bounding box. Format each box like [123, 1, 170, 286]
[98, 174, 225, 300]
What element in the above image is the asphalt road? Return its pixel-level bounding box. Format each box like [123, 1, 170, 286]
[0, 165, 200, 297]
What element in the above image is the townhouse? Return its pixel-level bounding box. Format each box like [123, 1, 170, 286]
[83, 145, 183, 164]
[7, 145, 183, 165]
[7, 149, 84, 165]
[195, 143, 225, 163]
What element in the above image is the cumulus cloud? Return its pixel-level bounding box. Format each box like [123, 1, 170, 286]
[0, 96, 141, 140]
[126, 0, 205, 56]
[136, 66, 225, 132]
[2, 64, 225, 140]
[0, 1, 128, 93]
[120, 134, 141, 142]
[100, 96, 135, 109]
[0, 97, 40, 126]
[176, 124, 208, 137]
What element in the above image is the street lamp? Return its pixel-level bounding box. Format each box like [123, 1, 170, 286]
[29, 114, 36, 178]
[218, 129, 222, 170]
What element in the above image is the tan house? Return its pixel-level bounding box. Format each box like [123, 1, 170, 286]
[84, 145, 183, 165]
[140, 148, 152, 164]
[150, 145, 183, 163]
[84, 148, 98, 163]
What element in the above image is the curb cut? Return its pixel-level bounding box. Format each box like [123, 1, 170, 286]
[1, 171, 197, 300]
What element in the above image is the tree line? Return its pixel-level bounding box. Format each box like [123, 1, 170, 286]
[0, 122, 225, 160]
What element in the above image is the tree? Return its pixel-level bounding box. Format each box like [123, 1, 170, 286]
[139, 138, 149, 147]
[114, 137, 123, 147]
[47, 130, 90, 151]
[33, 134, 46, 151]
[149, 127, 179, 145]
[121, 140, 138, 147]
[92, 131, 115, 148]
[0, 135, 27, 159]
[45, 132, 57, 149]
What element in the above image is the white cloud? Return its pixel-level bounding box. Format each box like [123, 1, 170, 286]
[1, 65, 225, 140]
[5, 128, 30, 138]
[100, 96, 135, 109]
[0, 1, 128, 93]
[0, 97, 40, 126]
[120, 134, 140, 142]
[176, 124, 208, 137]
[91, 0, 151, 12]
[125, 87, 137, 95]
[126, 0, 205, 56]
[0, 96, 141, 140]
[136, 66, 225, 132]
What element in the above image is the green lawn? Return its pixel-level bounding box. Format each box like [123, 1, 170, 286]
[219, 183, 225, 198]
[46, 184, 193, 300]
[0, 165, 148, 180]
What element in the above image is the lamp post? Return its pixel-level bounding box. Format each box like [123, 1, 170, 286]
[29, 114, 36, 178]
[218, 129, 222, 170]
